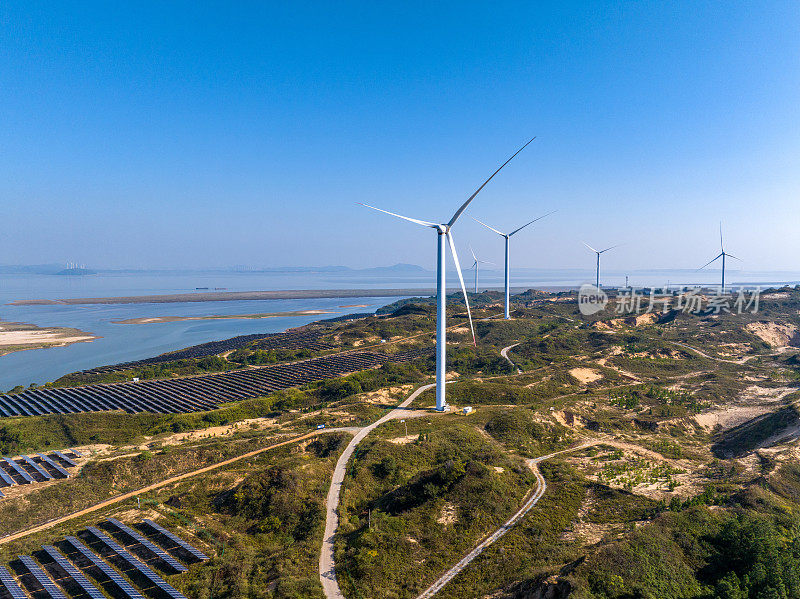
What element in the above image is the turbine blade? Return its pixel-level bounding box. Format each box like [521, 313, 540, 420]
[446, 231, 477, 346]
[358, 203, 437, 228]
[471, 216, 505, 236]
[599, 244, 622, 254]
[508, 209, 557, 237]
[469, 243, 478, 262]
[719, 222, 724, 252]
[479, 259, 495, 265]
[582, 242, 598, 254]
[447, 138, 536, 228]
[725, 252, 742, 261]
[698, 253, 723, 270]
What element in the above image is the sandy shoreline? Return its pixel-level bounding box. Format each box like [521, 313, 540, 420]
[111, 309, 335, 325]
[0, 320, 99, 356]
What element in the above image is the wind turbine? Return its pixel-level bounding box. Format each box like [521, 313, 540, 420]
[583, 243, 620, 289]
[471, 211, 555, 319]
[469, 245, 493, 293]
[360, 139, 535, 411]
[699, 223, 740, 290]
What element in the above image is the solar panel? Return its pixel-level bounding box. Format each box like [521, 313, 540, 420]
[41, 546, 106, 599]
[20, 455, 53, 480]
[36, 454, 71, 479]
[65, 536, 146, 599]
[51, 451, 78, 467]
[2, 458, 34, 483]
[18, 555, 68, 599]
[105, 519, 187, 572]
[0, 466, 16, 487]
[141, 520, 208, 561]
[0, 565, 26, 599]
[87, 528, 187, 599]
[0, 489, 4, 498]
[69, 449, 84, 458]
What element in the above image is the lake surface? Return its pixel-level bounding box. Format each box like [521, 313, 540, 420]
[1, 268, 798, 391]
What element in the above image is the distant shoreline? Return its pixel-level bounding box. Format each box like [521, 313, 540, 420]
[7, 287, 574, 306]
[111, 309, 336, 325]
[0, 320, 99, 357]
[8, 288, 436, 306]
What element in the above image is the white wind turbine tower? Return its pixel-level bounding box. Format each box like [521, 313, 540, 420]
[584, 243, 620, 289]
[471, 211, 555, 319]
[699, 223, 740, 291]
[361, 139, 535, 411]
[469, 245, 493, 293]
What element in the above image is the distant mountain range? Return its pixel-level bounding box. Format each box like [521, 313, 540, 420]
[0, 263, 428, 275]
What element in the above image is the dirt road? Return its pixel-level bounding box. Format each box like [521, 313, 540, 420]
[320, 383, 437, 599]
[500, 343, 522, 373]
[415, 443, 593, 599]
[0, 428, 357, 546]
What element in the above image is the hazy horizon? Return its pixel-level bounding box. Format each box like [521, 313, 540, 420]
[3, 4, 798, 272]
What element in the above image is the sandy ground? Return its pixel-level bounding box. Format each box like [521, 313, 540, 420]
[570, 367, 603, 384]
[388, 434, 419, 445]
[112, 309, 333, 325]
[0, 320, 98, 355]
[437, 501, 458, 526]
[746, 321, 800, 348]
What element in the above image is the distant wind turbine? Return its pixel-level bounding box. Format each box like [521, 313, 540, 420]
[360, 139, 536, 410]
[698, 223, 740, 290]
[472, 211, 555, 319]
[469, 245, 493, 293]
[584, 243, 620, 288]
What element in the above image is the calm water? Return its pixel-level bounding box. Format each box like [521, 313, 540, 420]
[1, 268, 798, 391]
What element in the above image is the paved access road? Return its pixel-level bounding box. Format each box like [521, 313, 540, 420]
[319, 383, 437, 599]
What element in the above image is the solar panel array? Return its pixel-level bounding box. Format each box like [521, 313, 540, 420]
[142, 520, 208, 562]
[36, 454, 72, 479]
[18, 555, 68, 599]
[20, 455, 53, 480]
[2, 519, 208, 599]
[82, 328, 335, 374]
[106, 519, 187, 573]
[2, 458, 34, 483]
[52, 452, 78, 468]
[0, 467, 15, 487]
[65, 536, 146, 599]
[0, 347, 432, 416]
[0, 565, 26, 599]
[87, 527, 187, 599]
[41, 545, 106, 599]
[0, 452, 78, 496]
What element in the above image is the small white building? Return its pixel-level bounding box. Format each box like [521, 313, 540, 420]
[462, 406, 474, 415]
[132, 377, 140, 383]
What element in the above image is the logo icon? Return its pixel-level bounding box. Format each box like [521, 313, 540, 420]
[578, 284, 608, 316]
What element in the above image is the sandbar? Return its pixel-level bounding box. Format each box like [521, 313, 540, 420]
[0, 320, 99, 356]
[111, 309, 336, 325]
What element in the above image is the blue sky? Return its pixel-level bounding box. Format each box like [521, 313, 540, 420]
[2, 2, 798, 271]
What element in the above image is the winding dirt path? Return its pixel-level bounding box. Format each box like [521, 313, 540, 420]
[319, 383, 437, 599]
[666, 340, 761, 364]
[0, 427, 358, 546]
[415, 443, 594, 599]
[500, 343, 522, 374]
